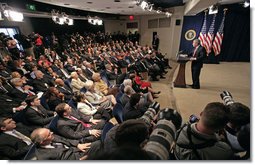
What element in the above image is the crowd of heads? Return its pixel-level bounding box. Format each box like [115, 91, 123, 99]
[0, 30, 250, 160]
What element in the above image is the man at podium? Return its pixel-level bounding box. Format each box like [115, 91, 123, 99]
[188, 39, 206, 89]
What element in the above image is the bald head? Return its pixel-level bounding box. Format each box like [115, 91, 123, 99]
[55, 78, 64, 86]
[30, 128, 54, 145]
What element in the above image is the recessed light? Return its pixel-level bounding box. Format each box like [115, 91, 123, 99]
[87, 2, 93, 4]
[106, 7, 111, 9]
[114, 0, 121, 2]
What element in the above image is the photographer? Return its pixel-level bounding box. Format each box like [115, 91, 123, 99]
[89, 102, 183, 160]
[102, 102, 161, 153]
[174, 102, 233, 160]
[219, 91, 250, 159]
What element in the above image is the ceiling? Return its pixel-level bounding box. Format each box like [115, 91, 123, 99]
[32, 0, 246, 16]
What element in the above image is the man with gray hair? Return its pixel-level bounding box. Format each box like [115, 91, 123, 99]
[30, 128, 101, 160]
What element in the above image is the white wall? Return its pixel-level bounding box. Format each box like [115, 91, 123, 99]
[104, 20, 126, 33]
[104, 6, 185, 60]
[0, 17, 34, 35]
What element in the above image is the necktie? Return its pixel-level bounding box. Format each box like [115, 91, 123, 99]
[69, 116, 91, 128]
[193, 47, 198, 57]
[12, 130, 32, 145]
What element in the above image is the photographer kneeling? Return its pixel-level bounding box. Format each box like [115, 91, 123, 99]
[174, 102, 234, 160]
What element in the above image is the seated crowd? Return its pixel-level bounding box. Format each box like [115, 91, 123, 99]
[0, 31, 250, 160]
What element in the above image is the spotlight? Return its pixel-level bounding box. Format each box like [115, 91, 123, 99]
[140, 1, 148, 10]
[208, 4, 218, 15]
[88, 17, 103, 25]
[147, 4, 153, 11]
[97, 19, 103, 25]
[165, 12, 172, 17]
[156, 10, 162, 14]
[66, 18, 73, 25]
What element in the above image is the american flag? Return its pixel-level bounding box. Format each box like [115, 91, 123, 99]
[206, 14, 216, 54]
[198, 12, 208, 50]
[213, 13, 226, 56]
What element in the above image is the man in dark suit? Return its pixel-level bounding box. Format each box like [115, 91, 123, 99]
[30, 128, 101, 160]
[9, 78, 34, 103]
[32, 70, 55, 92]
[123, 93, 143, 121]
[0, 117, 33, 159]
[152, 34, 159, 51]
[24, 95, 55, 129]
[55, 103, 105, 143]
[189, 39, 206, 89]
[55, 78, 73, 102]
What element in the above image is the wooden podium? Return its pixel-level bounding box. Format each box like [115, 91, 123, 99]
[174, 54, 191, 88]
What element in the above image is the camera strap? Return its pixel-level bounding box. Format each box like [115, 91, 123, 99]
[175, 124, 217, 160]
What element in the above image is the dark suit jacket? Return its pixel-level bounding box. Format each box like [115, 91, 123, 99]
[57, 68, 70, 79]
[0, 92, 21, 117]
[120, 94, 130, 107]
[32, 76, 54, 92]
[35, 147, 83, 160]
[84, 68, 93, 80]
[8, 88, 28, 103]
[25, 105, 54, 128]
[57, 110, 105, 141]
[0, 124, 32, 160]
[0, 70, 12, 79]
[64, 64, 75, 74]
[56, 85, 73, 101]
[105, 70, 117, 81]
[189, 45, 206, 68]
[123, 102, 143, 121]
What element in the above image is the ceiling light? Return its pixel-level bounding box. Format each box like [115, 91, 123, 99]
[243, 1, 250, 8]
[156, 10, 162, 14]
[88, 16, 103, 25]
[65, 18, 73, 25]
[97, 19, 103, 25]
[165, 12, 172, 17]
[208, 4, 218, 15]
[140, 1, 148, 10]
[147, 4, 153, 11]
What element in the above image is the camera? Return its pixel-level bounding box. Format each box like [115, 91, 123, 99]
[189, 114, 199, 124]
[140, 102, 160, 127]
[144, 119, 176, 160]
[157, 108, 182, 130]
[220, 91, 234, 105]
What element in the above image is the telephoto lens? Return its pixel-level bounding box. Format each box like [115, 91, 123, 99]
[220, 91, 234, 105]
[144, 119, 176, 160]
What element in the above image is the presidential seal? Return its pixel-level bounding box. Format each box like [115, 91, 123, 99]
[185, 30, 196, 41]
